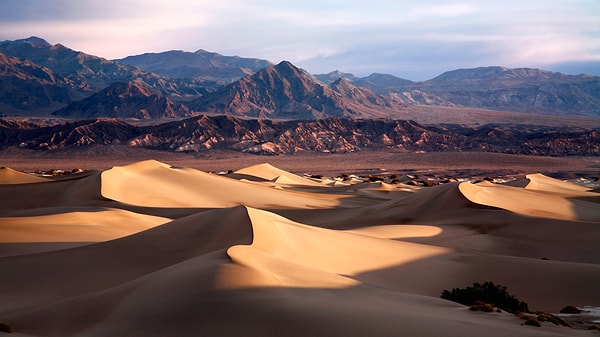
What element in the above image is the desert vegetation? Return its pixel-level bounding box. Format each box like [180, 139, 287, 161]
[441, 282, 591, 329]
[441, 281, 529, 314]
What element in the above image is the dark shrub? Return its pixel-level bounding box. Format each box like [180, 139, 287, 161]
[441, 281, 529, 314]
[0, 322, 12, 333]
[560, 305, 582, 314]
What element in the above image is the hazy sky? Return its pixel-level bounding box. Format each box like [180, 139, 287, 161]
[1, 0, 599, 80]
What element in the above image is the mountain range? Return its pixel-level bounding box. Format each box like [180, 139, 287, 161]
[1, 36, 599, 120]
[0, 36, 599, 157]
[187, 61, 401, 119]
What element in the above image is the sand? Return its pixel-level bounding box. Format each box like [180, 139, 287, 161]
[0, 160, 599, 336]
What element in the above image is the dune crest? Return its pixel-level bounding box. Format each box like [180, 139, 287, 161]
[506, 173, 593, 196]
[0, 166, 50, 184]
[459, 181, 600, 221]
[235, 162, 325, 187]
[0, 209, 169, 243]
[345, 224, 443, 239]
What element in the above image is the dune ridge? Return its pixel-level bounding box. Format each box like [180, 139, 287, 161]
[0, 160, 599, 336]
[235, 162, 326, 186]
[101, 160, 342, 208]
[0, 166, 50, 184]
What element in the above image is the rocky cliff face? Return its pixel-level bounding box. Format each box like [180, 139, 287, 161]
[2, 116, 598, 156]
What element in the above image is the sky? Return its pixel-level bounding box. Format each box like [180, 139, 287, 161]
[1, 0, 599, 81]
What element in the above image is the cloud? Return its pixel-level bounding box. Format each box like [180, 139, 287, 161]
[0, 0, 598, 80]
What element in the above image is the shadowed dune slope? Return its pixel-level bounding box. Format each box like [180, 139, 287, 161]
[0, 170, 106, 210]
[0, 206, 254, 312]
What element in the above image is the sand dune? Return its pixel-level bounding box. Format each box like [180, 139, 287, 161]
[0, 166, 50, 184]
[224, 207, 450, 289]
[507, 173, 593, 195]
[459, 181, 600, 221]
[0, 160, 599, 336]
[234, 162, 325, 187]
[0, 208, 169, 243]
[101, 160, 343, 208]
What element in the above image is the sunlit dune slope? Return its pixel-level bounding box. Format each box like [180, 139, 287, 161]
[223, 207, 450, 288]
[0, 166, 50, 184]
[459, 180, 600, 221]
[101, 160, 343, 208]
[506, 173, 593, 195]
[235, 162, 325, 186]
[0, 209, 168, 243]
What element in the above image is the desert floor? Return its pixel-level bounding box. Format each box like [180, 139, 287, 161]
[1, 151, 599, 336]
[2, 147, 600, 179]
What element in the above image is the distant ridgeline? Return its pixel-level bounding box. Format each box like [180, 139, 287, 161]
[0, 37, 599, 118]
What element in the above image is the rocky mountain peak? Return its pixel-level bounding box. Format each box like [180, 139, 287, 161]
[52, 81, 192, 120]
[351, 73, 414, 94]
[313, 70, 358, 84]
[330, 77, 364, 97]
[189, 61, 402, 119]
[117, 49, 272, 81]
[273, 60, 300, 73]
[13, 36, 51, 48]
[105, 81, 154, 98]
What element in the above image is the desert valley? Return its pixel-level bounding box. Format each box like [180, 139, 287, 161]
[1, 37, 599, 336]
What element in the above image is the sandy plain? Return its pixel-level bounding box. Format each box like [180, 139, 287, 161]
[0, 152, 599, 336]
